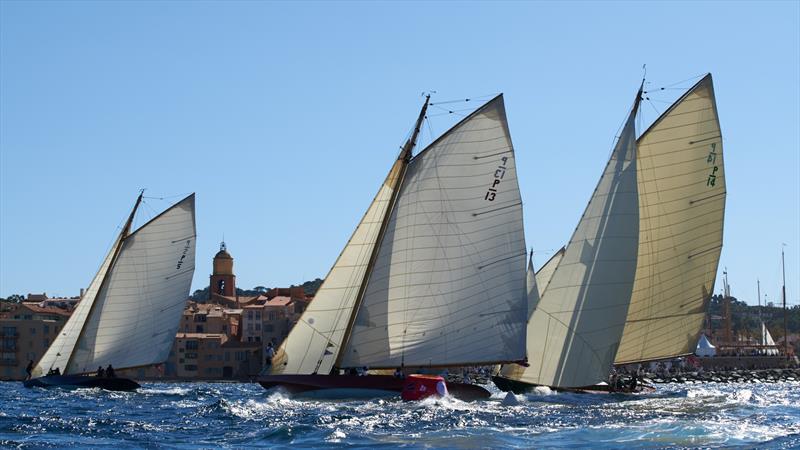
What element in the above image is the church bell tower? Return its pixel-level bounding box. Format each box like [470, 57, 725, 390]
[210, 241, 236, 297]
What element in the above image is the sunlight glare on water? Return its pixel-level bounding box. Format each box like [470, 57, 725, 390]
[1, 381, 798, 448]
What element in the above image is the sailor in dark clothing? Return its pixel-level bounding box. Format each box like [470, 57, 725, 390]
[25, 360, 34, 380]
[97, 366, 105, 378]
[47, 367, 61, 376]
[105, 364, 115, 378]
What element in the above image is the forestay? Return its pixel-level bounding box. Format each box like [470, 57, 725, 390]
[520, 94, 640, 388]
[340, 95, 528, 368]
[615, 75, 725, 364]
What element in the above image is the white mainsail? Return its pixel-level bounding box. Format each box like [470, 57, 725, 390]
[273, 95, 527, 374]
[341, 95, 527, 369]
[516, 92, 641, 388]
[761, 322, 779, 355]
[33, 194, 196, 377]
[615, 74, 726, 364]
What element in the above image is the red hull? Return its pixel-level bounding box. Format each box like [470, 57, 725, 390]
[259, 374, 491, 401]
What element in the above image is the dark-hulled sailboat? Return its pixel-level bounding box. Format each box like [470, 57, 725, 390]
[260, 94, 529, 400]
[25, 192, 197, 391]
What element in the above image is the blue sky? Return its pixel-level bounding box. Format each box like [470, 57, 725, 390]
[1, 1, 798, 307]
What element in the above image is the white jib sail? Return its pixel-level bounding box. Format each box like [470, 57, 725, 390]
[66, 195, 196, 374]
[33, 232, 123, 377]
[271, 158, 406, 375]
[340, 95, 528, 369]
[520, 96, 640, 388]
[615, 74, 726, 364]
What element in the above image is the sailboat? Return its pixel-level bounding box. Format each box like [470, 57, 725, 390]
[259, 94, 528, 400]
[494, 73, 726, 393]
[24, 192, 197, 391]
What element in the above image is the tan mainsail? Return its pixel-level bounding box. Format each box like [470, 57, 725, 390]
[510, 91, 641, 388]
[615, 74, 726, 364]
[34, 194, 196, 377]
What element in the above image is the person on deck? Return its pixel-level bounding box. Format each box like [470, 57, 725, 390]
[265, 342, 275, 370]
[106, 364, 115, 378]
[97, 366, 105, 378]
[25, 360, 34, 380]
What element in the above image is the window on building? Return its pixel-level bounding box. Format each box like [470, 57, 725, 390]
[1, 327, 15, 337]
[196, 325, 204, 333]
[43, 339, 49, 348]
[43, 325, 49, 334]
[30, 328, 36, 335]
[255, 336, 261, 342]
[186, 340, 198, 350]
[255, 324, 261, 331]
[184, 364, 198, 371]
[185, 352, 198, 359]
[269, 312, 276, 321]
[256, 311, 261, 319]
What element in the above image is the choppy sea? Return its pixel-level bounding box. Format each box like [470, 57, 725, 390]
[1, 381, 798, 448]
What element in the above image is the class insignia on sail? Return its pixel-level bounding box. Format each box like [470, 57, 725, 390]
[24, 192, 197, 391]
[261, 94, 529, 401]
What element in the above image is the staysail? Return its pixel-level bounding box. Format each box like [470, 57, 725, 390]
[615, 74, 726, 364]
[516, 90, 641, 388]
[33, 194, 196, 376]
[341, 95, 527, 369]
[533, 247, 565, 299]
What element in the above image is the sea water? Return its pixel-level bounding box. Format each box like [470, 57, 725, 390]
[1, 381, 798, 448]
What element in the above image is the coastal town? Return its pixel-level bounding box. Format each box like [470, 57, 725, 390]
[2, 240, 798, 384]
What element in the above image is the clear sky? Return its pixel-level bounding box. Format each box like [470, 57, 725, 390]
[1, 1, 798, 307]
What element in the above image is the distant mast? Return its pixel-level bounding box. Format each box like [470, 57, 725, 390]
[782, 246, 788, 360]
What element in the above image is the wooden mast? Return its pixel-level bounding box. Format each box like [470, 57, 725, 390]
[64, 191, 144, 374]
[332, 96, 429, 372]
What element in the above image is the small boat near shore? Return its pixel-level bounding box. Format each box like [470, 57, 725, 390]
[23, 374, 140, 391]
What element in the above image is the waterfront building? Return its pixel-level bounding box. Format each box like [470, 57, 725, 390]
[0, 299, 74, 380]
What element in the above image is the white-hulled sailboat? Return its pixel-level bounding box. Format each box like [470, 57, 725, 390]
[25, 192, 197, 391]
[494, 74, 726, 393]
[259, 94, 528, 400]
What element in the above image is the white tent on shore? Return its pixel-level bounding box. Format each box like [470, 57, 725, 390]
[695, 334, 717, 357]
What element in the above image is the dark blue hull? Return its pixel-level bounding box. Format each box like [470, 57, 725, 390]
[23, 375, 140, 391]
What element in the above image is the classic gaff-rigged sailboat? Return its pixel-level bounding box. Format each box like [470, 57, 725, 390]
[494, 74, 726, 393]
[25, 193, 196, 391]
[260, 94, 528, 399]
